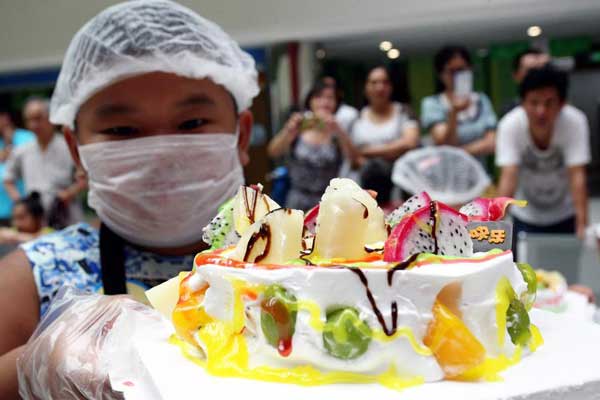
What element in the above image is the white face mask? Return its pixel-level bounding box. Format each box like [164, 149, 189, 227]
[78, 133, 244, 248]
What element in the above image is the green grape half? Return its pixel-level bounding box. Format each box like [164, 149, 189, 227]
[323, 307, 372, 360]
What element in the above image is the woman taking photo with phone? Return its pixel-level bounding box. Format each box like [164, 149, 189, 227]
[268, 81, 360, 211]
[421, 45, 497, 164]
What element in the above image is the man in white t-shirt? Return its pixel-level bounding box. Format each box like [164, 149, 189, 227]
[4, 98, 86, 228]
[496, 66, 590, 239]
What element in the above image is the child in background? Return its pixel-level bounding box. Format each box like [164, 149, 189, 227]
[0, 192, 51, 244]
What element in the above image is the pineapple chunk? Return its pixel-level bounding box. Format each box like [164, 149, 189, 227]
[231, 208, 304, 264]
[313, 179, 387, 259]
[232, 185, 280, 235]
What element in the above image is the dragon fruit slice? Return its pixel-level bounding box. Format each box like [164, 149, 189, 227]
[384, 202, 472, 262]
[386, 192, 432, 228]
[202, 197, 240, 249]
[304, 204, 319, 234]
[459, 197, 527, 221]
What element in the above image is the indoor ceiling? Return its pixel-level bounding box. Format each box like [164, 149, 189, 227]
[318, 2, 600, 60]
[2, 0, 600, 70]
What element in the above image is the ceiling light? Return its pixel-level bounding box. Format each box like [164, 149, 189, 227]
[387, 48, 400, 59]
[527, 25, 542, 37]
[379, 41, 393, 52]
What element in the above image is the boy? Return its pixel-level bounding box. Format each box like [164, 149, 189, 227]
[0, 1, 259, 397]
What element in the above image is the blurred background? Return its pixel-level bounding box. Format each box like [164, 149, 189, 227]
[2, 0, 600, 190]
[2, 0, 600, 301]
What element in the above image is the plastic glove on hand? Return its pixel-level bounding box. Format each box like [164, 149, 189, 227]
[17, 288, 163, 400]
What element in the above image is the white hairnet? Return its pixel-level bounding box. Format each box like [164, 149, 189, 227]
[50, 0, 259, 128]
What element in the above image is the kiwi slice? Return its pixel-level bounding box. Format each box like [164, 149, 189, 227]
[260, 285, 297, 350]
[323, 307, 372, 360]
[506, 297, 531, 346]
[516, 263, 537, 310]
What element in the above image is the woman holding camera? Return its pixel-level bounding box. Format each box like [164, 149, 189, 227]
[268, 81, 359, 210]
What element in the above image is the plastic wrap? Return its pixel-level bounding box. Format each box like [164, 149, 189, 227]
[17, 287, 163, 400]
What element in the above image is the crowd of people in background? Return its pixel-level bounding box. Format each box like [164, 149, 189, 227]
[269, 44, 591, 241]
[0, 2, 596, 397]
[0, 45, 591, 244]
[0, 97, 86, 249]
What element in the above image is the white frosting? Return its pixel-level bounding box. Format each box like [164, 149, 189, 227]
[190, 251, 527, 381]
[127, 308, 600, 400]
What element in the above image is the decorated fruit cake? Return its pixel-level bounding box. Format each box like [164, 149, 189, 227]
[147, 179, 542, 390]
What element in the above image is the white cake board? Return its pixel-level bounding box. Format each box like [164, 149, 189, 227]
[117, 310, 600, 400]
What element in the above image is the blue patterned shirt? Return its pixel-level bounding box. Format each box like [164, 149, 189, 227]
[21, 223, 194, 316]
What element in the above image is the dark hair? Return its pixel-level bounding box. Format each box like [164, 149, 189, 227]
[0, 104, 14, 123]
[366, 65, 392, 82]
[303, 81, 340, 112]
[320, 75, 338, 88]
[360, 159, 393, 204]
[513, 48, 544, 72]
[363, 66, 394, 105]
[434, 45, 472, 75]
[15, 191, 45, 220]
[519, 65, 568, 101]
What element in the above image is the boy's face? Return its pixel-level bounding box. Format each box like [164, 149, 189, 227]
[66, 72, 252, 165]
[522, 86, 564, 135]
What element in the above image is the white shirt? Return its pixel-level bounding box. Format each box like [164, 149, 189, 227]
[4, 134, 82, 221]
[339, 102, 417, 182]
[351, 102, 417, 147]
[335, 103, 359, 133]
[496, 105, 590, 225]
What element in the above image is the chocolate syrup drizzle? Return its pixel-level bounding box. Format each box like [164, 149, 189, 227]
[242, 187, 258, 224]
[364, 245, 383, 254]
[299, 237, 316, 265]
[242, 186, 271, 225]
[348, 268, 397, 336]
[240, 187, 278, 263]
[243, 223, 271, 262]
[386, 253, 420, 285]
[345, 253, 420, 337]
[429, 201, 439, 254]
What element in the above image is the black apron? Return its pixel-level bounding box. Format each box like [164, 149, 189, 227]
[99, 223, 127, 294]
